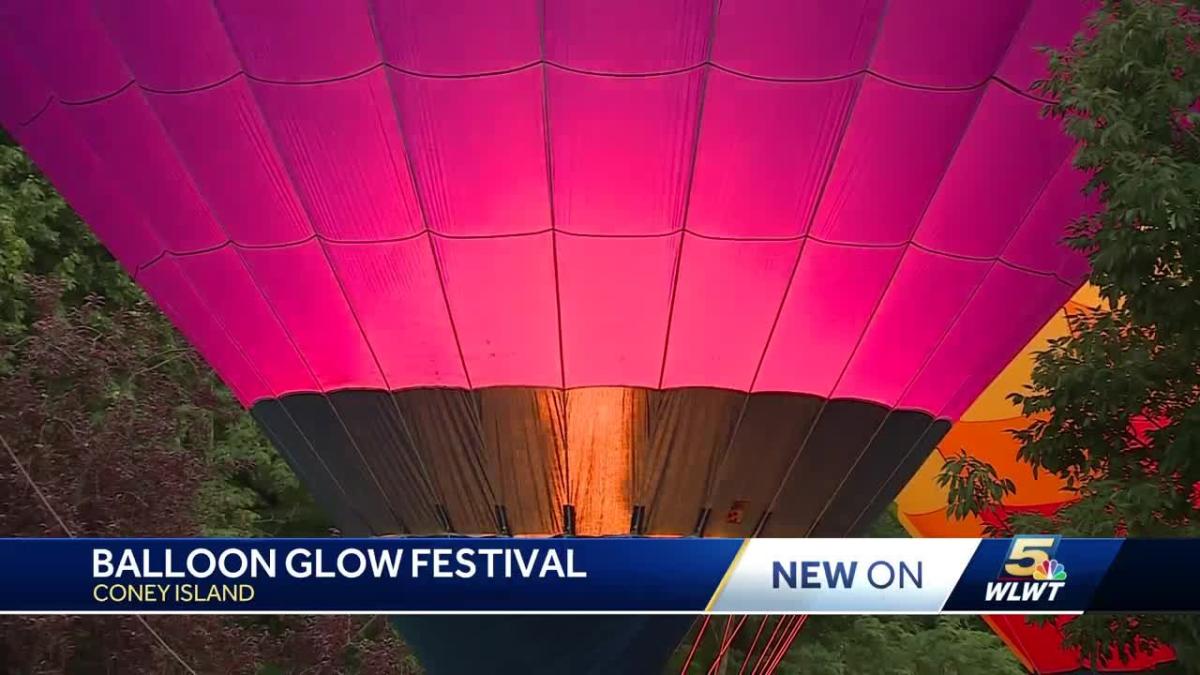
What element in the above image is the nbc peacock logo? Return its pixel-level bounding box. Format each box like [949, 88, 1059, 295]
[1032, 558, 1067, 582]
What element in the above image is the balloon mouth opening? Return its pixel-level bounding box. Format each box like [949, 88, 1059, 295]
[251, 386, 949, 541]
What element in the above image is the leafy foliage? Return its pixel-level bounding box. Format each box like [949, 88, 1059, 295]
[946, 0, 1200, 669]
[0, 132, 138, 342]
[937, 449, 1017, 523]
[195, 407, 332, 538]
[0, 281, 415, 673]
[671, 611, 1023, 675]
[778, 616, 1026, 675]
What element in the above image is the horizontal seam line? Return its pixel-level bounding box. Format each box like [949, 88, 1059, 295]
[22, 61, 1050, 125]
[251, 387, 957, 418]
[131, 229, 1080, 285]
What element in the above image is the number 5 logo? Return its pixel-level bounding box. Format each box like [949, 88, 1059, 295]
[1002, 536, 1060, 578]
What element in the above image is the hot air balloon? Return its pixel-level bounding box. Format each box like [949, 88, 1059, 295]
[896, 287, 1177, 673]
[0, 0, 1101, 672]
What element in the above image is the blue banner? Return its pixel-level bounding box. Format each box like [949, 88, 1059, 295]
[1, 537, 1197, 614]
[0, 538, 740, 613]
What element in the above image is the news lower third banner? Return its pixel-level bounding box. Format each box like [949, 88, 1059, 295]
[0, 537, 1194, 614]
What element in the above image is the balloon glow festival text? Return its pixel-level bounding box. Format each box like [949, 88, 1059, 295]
[93, 546, 589, 580]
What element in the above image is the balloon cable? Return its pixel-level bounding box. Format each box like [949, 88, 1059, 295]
[680, 615, 712, 674]
[706, 615, 749, 675]
[763, 615, 807, 674]
[736, 615, 770, 675]
[752, 615, 789, 675]
[0, 432, 198, 675]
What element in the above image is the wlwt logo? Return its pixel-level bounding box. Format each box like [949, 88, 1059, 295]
[985, 536, 1067, 603]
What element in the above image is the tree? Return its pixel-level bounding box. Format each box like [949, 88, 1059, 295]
[946, 0, 1200, 668]
[0, 132, 139, 341]
[0, 280, 419, 673]
[778, 616, 1027, 675]
[669, 607, 1023, 674]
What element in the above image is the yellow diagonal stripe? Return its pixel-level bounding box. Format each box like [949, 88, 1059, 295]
[705, 539, 750, 612]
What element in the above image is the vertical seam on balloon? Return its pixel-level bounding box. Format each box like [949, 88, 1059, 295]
[537, 0, 572, 522]
[81, 0, 380, 534]
[639, 0, 723, 533]
[207, 0, 416, 534]
[706, 0, 895, 534]
[697, 65, 868, 513]
[654, 0, 724, 392]
[827, 0, 1052, 537]
[362, 27, 496, 533]
[846, 420, 947, 535]
[346, 28, 473, 394]
[357, 55, 460, 528]
[249, 405, 336, 528]
[362, 0, 502, 529]
[751, 0, 1014, 536]
[537, 0, 567, 394]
